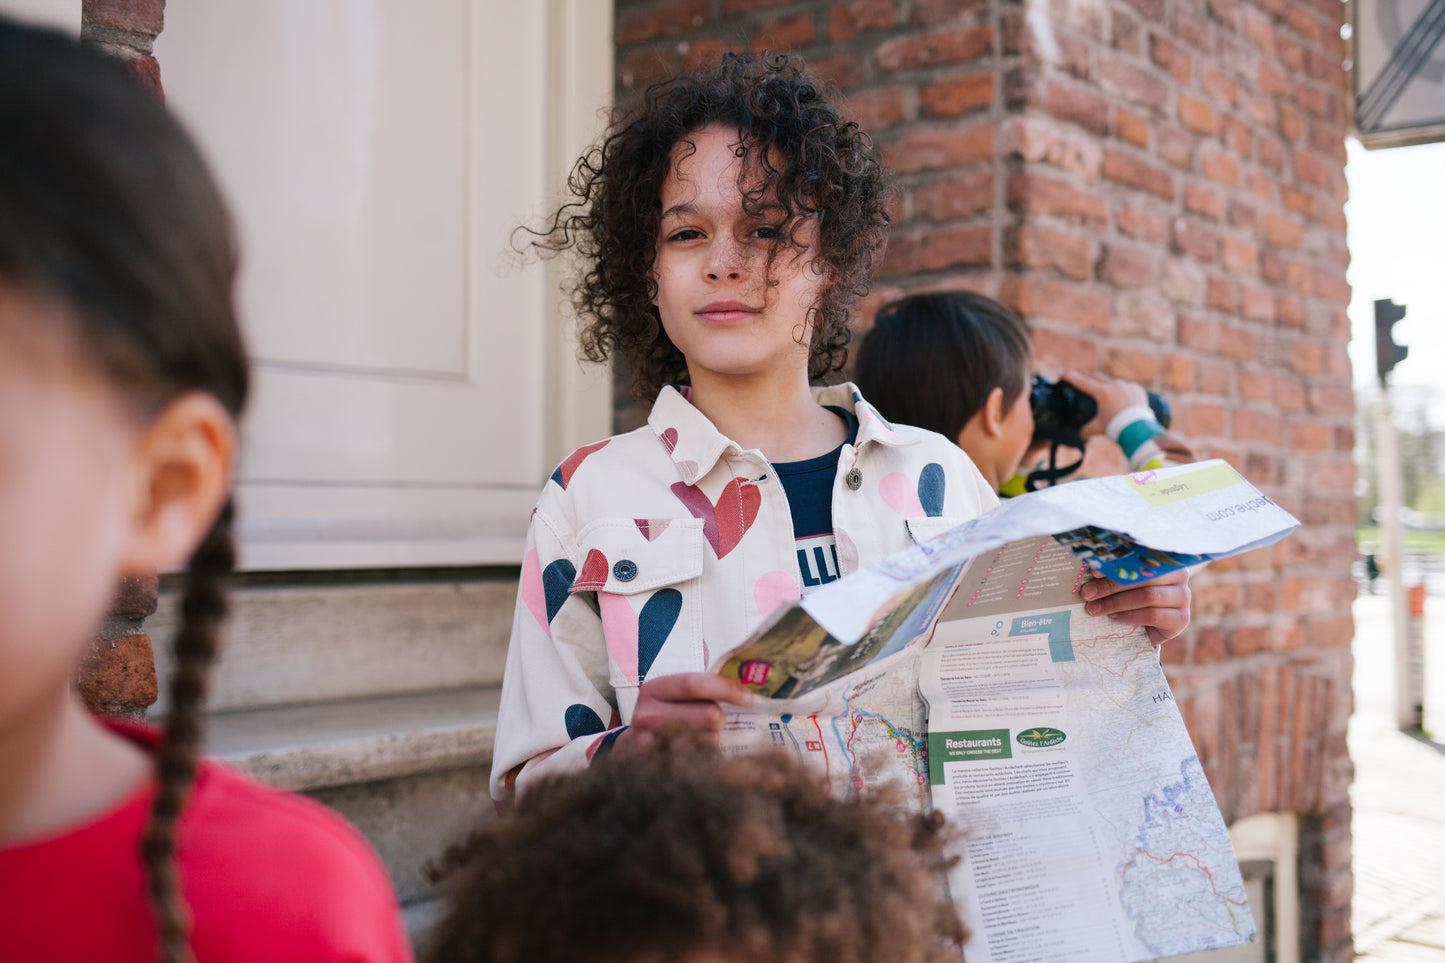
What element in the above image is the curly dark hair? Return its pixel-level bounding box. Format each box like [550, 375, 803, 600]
[426, 746, 965, 963]
[526, 52, 892, 400]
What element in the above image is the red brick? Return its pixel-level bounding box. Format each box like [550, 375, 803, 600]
[111, 575, 159, 618]
[1220, 114, 1253, 156]
[1003, 116, 1104, 179]
[1275, 375, 1305, 411]
[1240, 284, 1275, 323]
[1004, 223, 1094, 279]
[1206, 276, 1237, 312]
[1291, 339, 1324, 375]
[1110, 293, 1175, 341]
[722, 0, 791, 13]
[1114, 106, 1149, 147]
[1149, 31, 1192, 84]
[909, 0, 989, 26]
[1201, 146, 1241, 188]
[751, 11, 817, 49]
[616, 0, 708, 45]
[1160, 258, 1207, 304]
[1117, 200, 1170, 243]
[1006, 171, 1109, 226]
[1178, 93, 1218, 135]
[1219, 321, 1259, 360]
[1239, 369, 1272, 403]
[1264, 212, 1304, 250]
[827, 0, 898, 41]
[1194, 579, 1241, 615]
[1098, 243, 1154, 288]
[1307, 383, 1354, 418]
[1163, 353, 1194, 392]
[1221, 235, 1258, 275]
[920, 73, 995, 117]
[1292, 423, 1333, 451]
[1106, 346, 1161, 384]
[911, 171, 994, 221]
[679, 37, 732, 71]
[1183, 181, 1226, 221]
[1156, 125, 1196, 169]
[998, 277, 1110, 330]
[1235, 409, 1283, 444]
[806, 52, 866, 89]
[1173, 6, 1211, 49]
[883, 125, 993, 173]
[1259, 60, 1292, 98]
[1199, 61, 1238, 106]
[82, 0, 164, 36]
[1196, 359, 1234, 394]
[1112, 7, 1142, 53]
[1103, 148, 1175, 199]
[618, 47, 680, 90]
[1276, 296, 1304, 327]
[1034, 76, 1112, 134]
[843, 87, 906, 131]
[1173, 216, 1218, 261]
[878, 225, 992, 276]
[1029, 325, 1101, 370]
[1282, 186, 1313, 217]
[77, 634, 158, 713]
[875, 25, 993, 71]
[1179, 401, 1227, 436]
[1099, 51, 1173, 112]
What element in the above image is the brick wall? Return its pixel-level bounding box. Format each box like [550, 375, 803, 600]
[73, 0, 167, 719]
[615, 1, 1357, 958]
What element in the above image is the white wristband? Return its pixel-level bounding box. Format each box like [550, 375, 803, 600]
[1104, 405, 1156, 443]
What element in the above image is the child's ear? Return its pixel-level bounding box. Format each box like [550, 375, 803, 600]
[119, 392, 237, 575]
[977, 386, 1008, 438]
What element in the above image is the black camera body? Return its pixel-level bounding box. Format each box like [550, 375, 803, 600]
[1029, 374, 1171, 450]
[1021, 375, 1172, 491]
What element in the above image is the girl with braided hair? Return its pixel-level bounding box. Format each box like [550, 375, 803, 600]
[0, 18, 410, 963]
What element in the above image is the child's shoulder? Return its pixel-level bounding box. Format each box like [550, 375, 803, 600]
[181, 759, 412, 959]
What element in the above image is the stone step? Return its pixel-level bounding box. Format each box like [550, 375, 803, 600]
[148, 575, 518, 713]
[206, 686, 500, 907]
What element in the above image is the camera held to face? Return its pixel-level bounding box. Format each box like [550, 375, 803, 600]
[1029, 375, 1172, 450]
[1023, 375, 1172, 490]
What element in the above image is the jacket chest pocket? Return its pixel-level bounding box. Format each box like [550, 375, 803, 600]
[905, 516, 971, 545]
[571, 517, 706, 690]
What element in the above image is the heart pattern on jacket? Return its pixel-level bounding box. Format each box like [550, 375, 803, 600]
[670, 477, 761, 559]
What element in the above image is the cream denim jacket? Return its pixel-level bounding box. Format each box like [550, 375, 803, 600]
[490, 383, 997, 803]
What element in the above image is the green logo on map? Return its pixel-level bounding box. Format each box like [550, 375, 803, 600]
[1016, 727, 1066, 748]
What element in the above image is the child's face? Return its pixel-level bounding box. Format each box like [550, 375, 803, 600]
[652, 124, 826, 389]
[0, 290, 147, 724]
[998, 379, 1037, 479]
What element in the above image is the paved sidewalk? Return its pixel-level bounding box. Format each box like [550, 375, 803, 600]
[1350, 594, 1445, 961]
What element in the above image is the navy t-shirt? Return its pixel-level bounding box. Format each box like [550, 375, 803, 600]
[772, 406, 859, 595]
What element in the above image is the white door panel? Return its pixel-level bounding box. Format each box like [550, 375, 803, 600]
[156, 0, 560, 568]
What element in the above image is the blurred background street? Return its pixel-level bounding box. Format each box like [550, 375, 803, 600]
[1350, 586, 1445, 961]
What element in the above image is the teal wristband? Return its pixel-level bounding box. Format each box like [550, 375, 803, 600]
[1116, 418, 1165, 459]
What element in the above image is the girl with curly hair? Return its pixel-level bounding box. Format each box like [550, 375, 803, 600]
[0, 19, 410, 962]
[490, 53, 1188, 803]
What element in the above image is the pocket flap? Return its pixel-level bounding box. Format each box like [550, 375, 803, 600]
[570, 517, 706, 595]
[905, 516, 970, 545]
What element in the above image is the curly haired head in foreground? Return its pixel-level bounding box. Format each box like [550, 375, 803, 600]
[525, 52, 891, 400]
[427, 746, 964, 963]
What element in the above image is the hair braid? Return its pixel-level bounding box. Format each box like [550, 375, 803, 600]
[140, 499, 236, 963]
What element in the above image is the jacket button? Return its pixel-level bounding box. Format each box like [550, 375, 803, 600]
[613, 559, 638, 582]
[845, 468, 862, 490]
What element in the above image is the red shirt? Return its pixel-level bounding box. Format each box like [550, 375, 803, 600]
[0, 720, 414, 962]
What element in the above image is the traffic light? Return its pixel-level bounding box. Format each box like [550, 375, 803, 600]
[1375, 298, 1408, 386]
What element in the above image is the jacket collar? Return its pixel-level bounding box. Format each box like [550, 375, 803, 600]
[648, 382, 913, 485]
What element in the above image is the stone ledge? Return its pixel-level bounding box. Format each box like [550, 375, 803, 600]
[207, 686, 499, 792]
